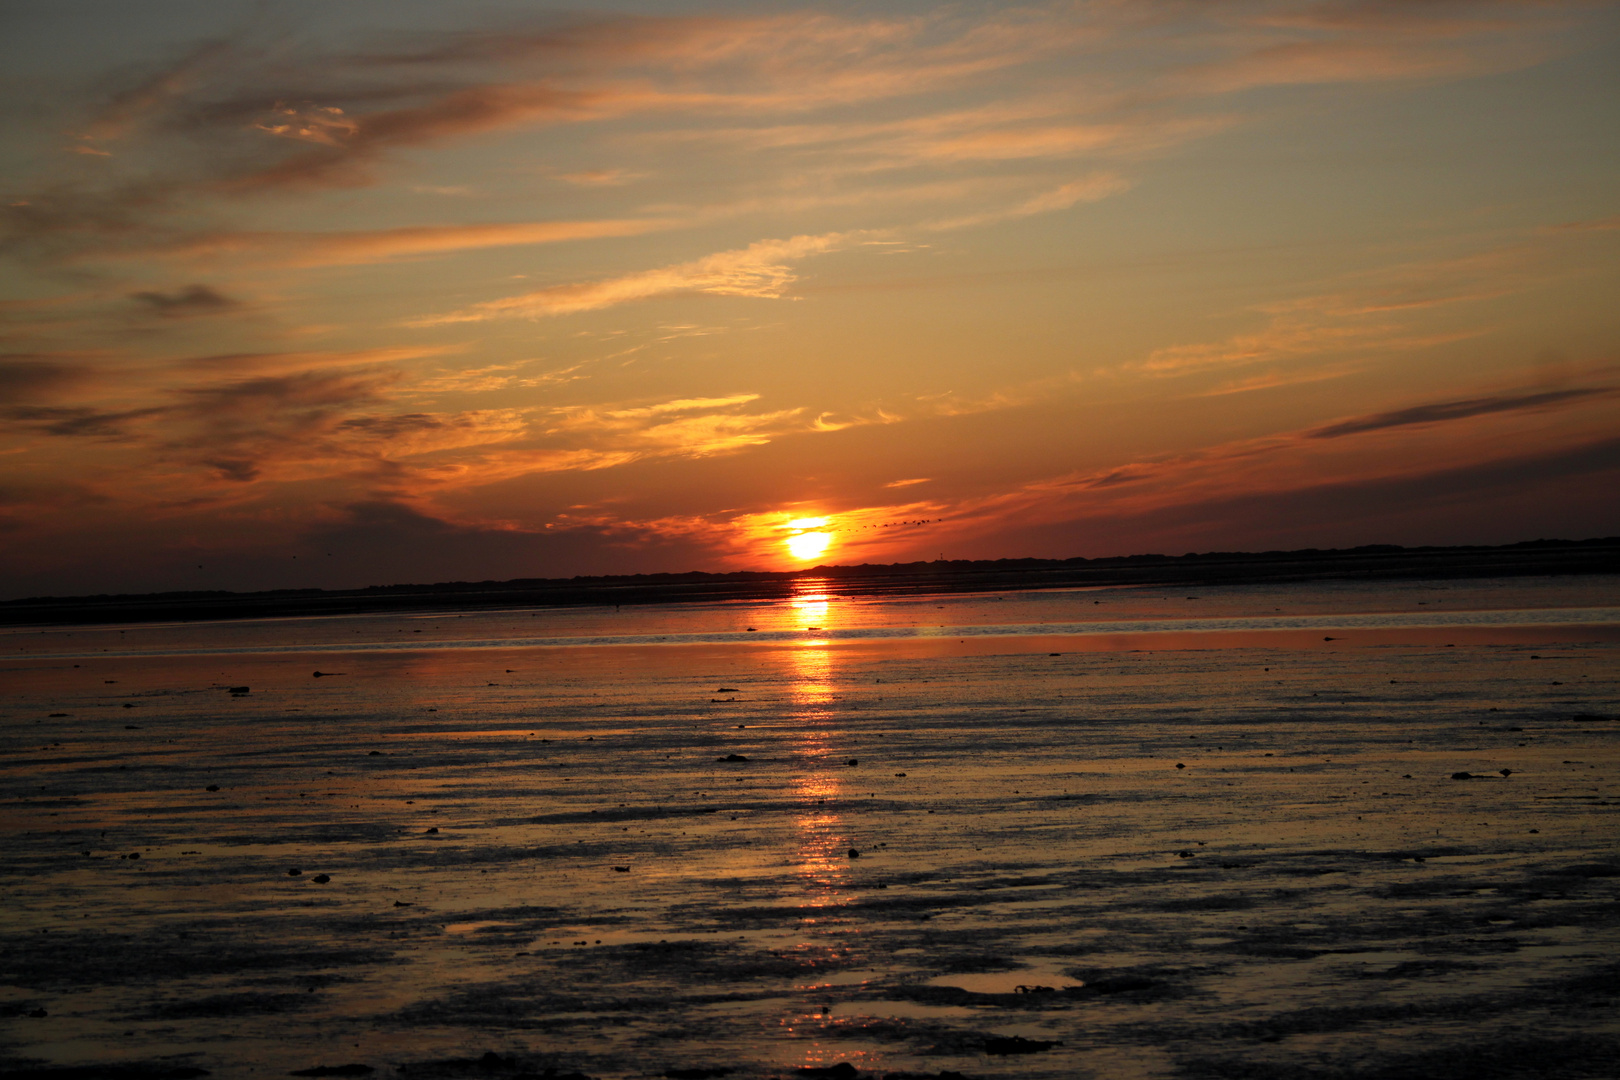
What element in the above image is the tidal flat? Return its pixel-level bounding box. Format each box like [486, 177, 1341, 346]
[2, 576, 1618, 1080]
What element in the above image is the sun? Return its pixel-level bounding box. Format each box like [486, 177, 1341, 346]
[786, 530, 832, 561]
[782, 517, 833, 561]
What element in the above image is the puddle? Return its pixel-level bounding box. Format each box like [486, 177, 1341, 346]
[443, 920, 520, 935]
[1189, 936, 1235, 946]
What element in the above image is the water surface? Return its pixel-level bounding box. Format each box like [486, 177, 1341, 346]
[3, 576, 1617, 1079]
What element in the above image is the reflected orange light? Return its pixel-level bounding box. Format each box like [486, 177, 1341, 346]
[786, 640, 852, 906]
[790, 579, 832, 635]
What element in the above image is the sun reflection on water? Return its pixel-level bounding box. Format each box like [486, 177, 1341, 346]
[791, 580, 831, 639]
[784, 611, 857, 911]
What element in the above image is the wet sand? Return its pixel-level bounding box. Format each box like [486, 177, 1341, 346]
[2, 579, 1617, 1079]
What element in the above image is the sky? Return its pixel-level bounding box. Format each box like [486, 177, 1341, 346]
[1, 0, 1617, 598]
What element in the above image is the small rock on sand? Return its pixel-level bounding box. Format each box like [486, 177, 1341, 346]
[718, 754, 749, 762]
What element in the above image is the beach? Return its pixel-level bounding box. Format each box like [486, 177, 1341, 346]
[2, 575, 1618, 1079]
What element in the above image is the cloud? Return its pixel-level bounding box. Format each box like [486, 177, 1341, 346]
[553, 169, 644, 186]
[926, 173, 1130, 230]
[81, 39, 235, 143]
[131, 218, 677, 267]
[175, 344, 457, 376]
[1184, 0, 1568, 94]
[1136, 319, 1383, 375]
[1124, 240, 1555, 382]
[1198, 364, 1362, 397]
[176, 369, 392, 415]
[333, 409, 530, 457]
[542, 392, 799, 458]
[1543, 214, 1620, 234]
[128, 284, 239, 317]
[907, 117, 1229, 164]
[1304, 387, 1617, 439]
[221, 84, 611, 192]
[407, 361, 586, 395]
[293, 499, 716, 585]
[383, 390, 894, 492]
[4, 0, 1590, 272]
[2, 404, 169, 439]
[1063, 378, 1619, 498]
[973, 433, 1620, 562]
[602, 393, 761, 419]
[0, 355, 94, 400]
[417, 232, 856, 323]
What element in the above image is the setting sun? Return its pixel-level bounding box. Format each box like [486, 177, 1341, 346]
[786, 530, 832, 561]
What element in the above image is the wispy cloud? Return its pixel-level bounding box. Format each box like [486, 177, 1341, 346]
[553, 169, 645, 187]
[416, 231, 858, 323]
[0, 354, 96, 401]
[925, 172, 1132, 231]
[96, 219, 679, 268]
[1304, 387, 1616, 439]
[128, 284, 240, 317]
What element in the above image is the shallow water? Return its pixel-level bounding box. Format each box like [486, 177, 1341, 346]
[2, 576, 1618, 1079]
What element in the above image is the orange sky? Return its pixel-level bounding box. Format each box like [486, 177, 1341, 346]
[2, 0, 1617, 596]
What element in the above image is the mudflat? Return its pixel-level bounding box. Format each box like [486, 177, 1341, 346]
[2, 576, 1617, 1079]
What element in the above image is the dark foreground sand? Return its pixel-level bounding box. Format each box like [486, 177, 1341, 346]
[2, 615, 1617, 1079]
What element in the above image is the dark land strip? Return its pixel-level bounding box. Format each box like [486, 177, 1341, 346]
[3, 536, 1617, 627]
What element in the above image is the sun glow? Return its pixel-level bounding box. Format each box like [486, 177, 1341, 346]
[786, 530, 831, 561]
[781, 516, 834, 561]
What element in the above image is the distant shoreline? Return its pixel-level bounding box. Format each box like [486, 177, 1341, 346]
[3, 536, 1616, 627]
